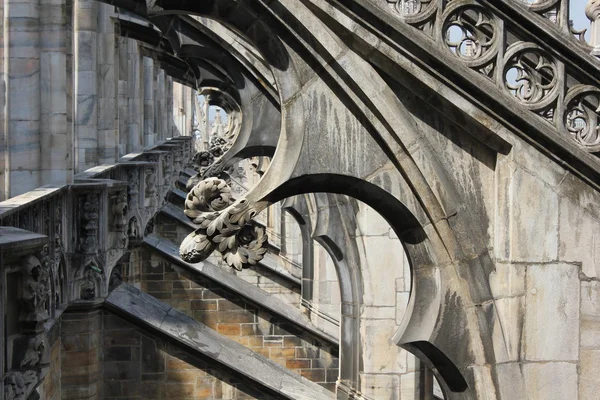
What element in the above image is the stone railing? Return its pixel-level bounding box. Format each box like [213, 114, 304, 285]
[0, 137, 193, 399]
[380, 0, 600, 154]
[508, 0, 596, 52]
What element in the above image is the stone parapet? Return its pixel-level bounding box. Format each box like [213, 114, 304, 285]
[0, 138, 192, 398]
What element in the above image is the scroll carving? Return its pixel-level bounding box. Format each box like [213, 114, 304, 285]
[180, 178, 268, 270]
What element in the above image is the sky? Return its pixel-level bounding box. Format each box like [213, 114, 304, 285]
[570, 0, 590, 35]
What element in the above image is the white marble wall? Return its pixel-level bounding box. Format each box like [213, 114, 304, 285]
[155, 67, 167, 142]
[126, 37, 142, 153]
[172, 82, 194, 138]
[311, 241, 341, 339]
[354, 203, 429, 399]
[74, 0, 98, 172]
[143, 56, 155, 147]
[41, 0, 70, 185]
[96, 3, 117, 164]
[2, 0, 42, 198]
[1, 1, 196, 198]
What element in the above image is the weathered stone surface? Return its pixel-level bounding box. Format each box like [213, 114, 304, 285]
[524, 264, 579, 361]
[523, 362, 578, 399]
[144, 234, 337, 347]
[106, 284, 332, 399]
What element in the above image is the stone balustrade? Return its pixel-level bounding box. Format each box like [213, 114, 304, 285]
[377, 0, 600, 154]
[0, 137, 192, 398]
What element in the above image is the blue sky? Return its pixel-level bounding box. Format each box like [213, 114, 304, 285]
[570, 0, 590, 34]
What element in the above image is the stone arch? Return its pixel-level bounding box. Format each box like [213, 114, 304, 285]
[120, 1, 512, 396]
[263, 174, 468, 394]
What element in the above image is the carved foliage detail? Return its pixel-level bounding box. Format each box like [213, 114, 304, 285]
[180, 178, 268, 270]
[186, 136, 234, 190]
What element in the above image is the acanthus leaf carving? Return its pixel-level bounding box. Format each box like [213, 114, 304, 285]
[180, 178, 268, 270]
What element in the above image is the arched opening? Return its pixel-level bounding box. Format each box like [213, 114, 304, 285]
[263, 173, 468, 394]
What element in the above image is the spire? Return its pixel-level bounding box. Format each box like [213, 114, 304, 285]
[587, 0, 600, 56]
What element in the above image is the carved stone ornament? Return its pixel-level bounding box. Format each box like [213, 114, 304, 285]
[4, 371, 37, 400]
[20, 336, 46, 369]
[20, 255, 50, 324]
[180, 178, 268, 270]
[144, 217, 155, 236]
[79, 194, 99, 254]
[80, 273, 96, 300]
[109, 264, 123, 292]
[186, 134, 234, 190]
[127, 169, 140, 209]
[112, 191, 128, 232]
[145, 167, 158, 206]
[502, 42, 559, 123]
[163, 154, 173, 186]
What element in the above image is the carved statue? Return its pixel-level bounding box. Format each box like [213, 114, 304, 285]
[127, 217, 139, 240]
[79, 194, 99, 254]
[112, 191, 128, 232]
[127, 169, 140, 209]
[21, 255, 50, 323]
[20, 336, 46, 369]
[145, 168, 157, 201]
[4, 371, 37, 400]
[80, 276, 96, 300]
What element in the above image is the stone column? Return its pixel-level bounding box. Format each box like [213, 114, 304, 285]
[96, 3, 118, 164]
[74, 0, 98, 172]
[203, 94, 210, 148]
[158, 69, 168, 141]
[183, 85, 193, 136]
[2, 0, 42, 199]
[41, 0, 70, 186]
[172, 81, 182, 135]
[117, 36, 128, 156]
[586, 0, 600, 56]
[126, 38, 142, 153]
[166, 75, 175, 138]
[1, 0, 6, 200]
[143, 56, 155, 147]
